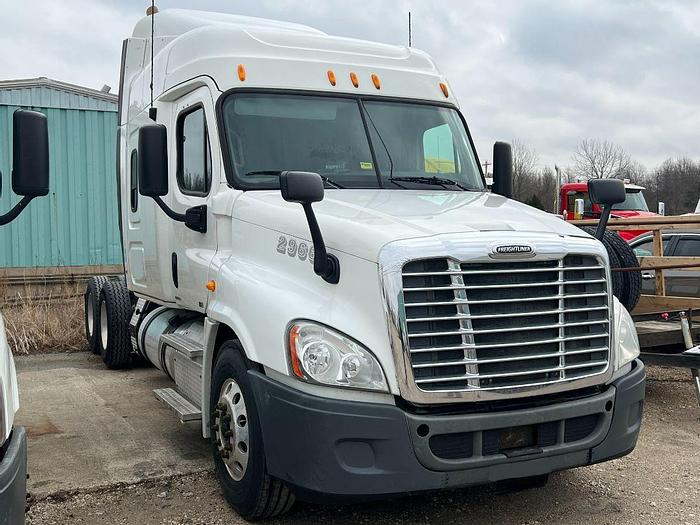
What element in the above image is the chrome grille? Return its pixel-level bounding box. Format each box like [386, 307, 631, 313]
[401, 255, 610, 393]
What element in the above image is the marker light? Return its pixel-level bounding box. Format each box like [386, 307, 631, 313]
[440, 82, 449, 98]
[371, 74, 381, 90]
[288, 321, 388, 391]
[350, 72, 359, 88]
[237, 64, 246, 82]
[206, 280, 216, 292]
[327, 70, 337, 86]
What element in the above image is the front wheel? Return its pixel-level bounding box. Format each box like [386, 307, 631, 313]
[210, 341, 295, 520]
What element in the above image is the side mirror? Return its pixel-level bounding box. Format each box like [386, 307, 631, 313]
[280, 171, 324, 204]
[280, 171, 339, 284]
[492, 141, 512, 199]
[137, 123, 207, 233]
[138, 124, 169, 197]
[588, 178, 625, 207]
[1, 110, 50, 226]
[587, 178, 625, 240]
[13, 109, 49, 197]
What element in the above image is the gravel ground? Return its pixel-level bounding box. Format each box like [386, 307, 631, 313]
[26, 365, 700, 525]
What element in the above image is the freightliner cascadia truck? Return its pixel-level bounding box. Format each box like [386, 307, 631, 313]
[84, 9, 645, 520]
[0, 109, 50, 525]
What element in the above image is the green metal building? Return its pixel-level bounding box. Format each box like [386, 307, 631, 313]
[0, 77, 122, 271]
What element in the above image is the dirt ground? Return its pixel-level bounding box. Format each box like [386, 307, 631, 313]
[22, 362, 700, 525]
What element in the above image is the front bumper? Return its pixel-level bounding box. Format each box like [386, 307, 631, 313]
[250, 360, 645, 501]
[0, 426, 27, 525]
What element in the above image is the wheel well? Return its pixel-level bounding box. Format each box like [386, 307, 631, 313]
[212, 323, 262, 372]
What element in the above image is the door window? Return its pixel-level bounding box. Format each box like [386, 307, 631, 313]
[674, 237, 700, 257]
[177, 106, 212, 196]
[632, 236, 674, 257]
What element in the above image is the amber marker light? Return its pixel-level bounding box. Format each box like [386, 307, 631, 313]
[288, 325, 305, 379]
[237, 64, 246, 81]
[350, 72, 359, 88]
[440, 82, 449, 98]
[206, 280, 216, 292]
[371, 74, 381, 90]
[327, 70, 337, 86]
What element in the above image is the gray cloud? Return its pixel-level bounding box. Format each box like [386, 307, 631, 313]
[1, 0, 698, 171]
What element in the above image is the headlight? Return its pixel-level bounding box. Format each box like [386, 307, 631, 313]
[287, 321, 388, 392]
[614, 297, 640, 369]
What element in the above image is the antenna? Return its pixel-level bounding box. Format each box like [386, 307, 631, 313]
[408, 11, 412, 47]
[147, 2, 158, 121]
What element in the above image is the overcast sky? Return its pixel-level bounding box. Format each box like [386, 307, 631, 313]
[2, 0, 699, 171]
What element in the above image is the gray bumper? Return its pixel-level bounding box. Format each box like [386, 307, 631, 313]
[0, 426, 27, 525]
[250, 360, 645, 501]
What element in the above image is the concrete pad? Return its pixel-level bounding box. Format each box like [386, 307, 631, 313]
[14, 352, 211, 497]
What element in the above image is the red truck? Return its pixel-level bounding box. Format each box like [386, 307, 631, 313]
[560, 181, 657, 241]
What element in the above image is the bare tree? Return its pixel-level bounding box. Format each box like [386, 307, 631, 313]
[572, 139, 631, 179]
[511, 139, 539, 200]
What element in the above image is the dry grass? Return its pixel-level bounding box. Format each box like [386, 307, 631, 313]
[2, 283, 87, 355]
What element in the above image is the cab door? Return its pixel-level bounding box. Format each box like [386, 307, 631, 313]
[166, 86, 219, 311]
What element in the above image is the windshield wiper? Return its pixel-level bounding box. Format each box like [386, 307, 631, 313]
[387, 176, 472, 191]
[243, 170, 345, 189]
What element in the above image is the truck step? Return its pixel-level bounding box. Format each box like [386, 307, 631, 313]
[160, 332, 204, 359]
[154, 388, 202, 422]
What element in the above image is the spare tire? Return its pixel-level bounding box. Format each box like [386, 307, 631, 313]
[579, 226, 642, 312]
[602, 230, 642, 312]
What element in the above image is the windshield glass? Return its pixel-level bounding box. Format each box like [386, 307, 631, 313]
[221, 93, 484, 190]
[613, 190, 649, 211]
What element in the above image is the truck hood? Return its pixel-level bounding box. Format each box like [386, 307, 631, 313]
[234, 190, 589, 262]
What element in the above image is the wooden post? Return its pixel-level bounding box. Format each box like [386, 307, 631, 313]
[652, 230, 666, 296]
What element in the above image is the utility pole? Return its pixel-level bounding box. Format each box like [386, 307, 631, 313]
[408, 12, 412, 47]
[483, 160, 491, 175]
[555, 164, 562, 214]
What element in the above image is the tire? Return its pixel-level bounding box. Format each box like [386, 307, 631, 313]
[84, 276, 109, 354]
[580, 227, 625, 302]
[210, 341, 295, 520]
[98, 278, 133, 369]
[602, 231, 642, 312]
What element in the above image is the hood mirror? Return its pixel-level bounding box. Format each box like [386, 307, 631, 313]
[588, 178, 625, 240]
[280, 171, 340, 284]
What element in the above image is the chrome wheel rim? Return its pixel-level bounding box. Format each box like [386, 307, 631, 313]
[100, 300, 108, 351]
[214, 378, 249, 481]
[87, 292, 94, 336]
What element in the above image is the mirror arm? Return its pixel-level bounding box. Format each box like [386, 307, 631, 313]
[302, 203, 340, 284]
[152, 195, 186, 222]
[0, 195, 34, 226]
[595, 205, 612, 240]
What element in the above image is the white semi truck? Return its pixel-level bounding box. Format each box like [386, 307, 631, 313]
[0, 109, 50, 525]
[85, 9, 645, 519]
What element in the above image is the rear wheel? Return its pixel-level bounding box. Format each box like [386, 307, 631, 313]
[210, 341, 295, 520]
[98, 278, 132, 369]
[84, 276, 109, 354]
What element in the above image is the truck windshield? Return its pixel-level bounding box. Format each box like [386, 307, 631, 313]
[220, 93, 484, 190]
[613, 190, 649, 211]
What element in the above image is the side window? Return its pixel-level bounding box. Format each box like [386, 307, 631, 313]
[632, 237, 674, 257]
[423, 124, 455, 174]
[130, 149, 138, 213]
[674, 237, 700, 257]
[177, 106, 212, 196]
[632, 240, 653, 257]
[567, 192, 592, 214]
